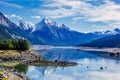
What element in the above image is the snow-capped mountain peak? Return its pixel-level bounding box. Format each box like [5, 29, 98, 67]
[35, 18, 59, 31]
[43, 18, 58, 26]
[19, 20, 35, 32]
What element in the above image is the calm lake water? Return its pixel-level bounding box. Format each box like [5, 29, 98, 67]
[26, 48, 120, 80]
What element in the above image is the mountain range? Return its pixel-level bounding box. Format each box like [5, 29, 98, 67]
[0, 12, 120, 46]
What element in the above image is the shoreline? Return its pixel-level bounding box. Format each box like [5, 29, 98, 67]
[0, 49, 77, 80]
[0, 68, 30, 80]
[0, 50, 43, 61]
[76, 47, 120, 53]
[0, 50, 41, 80]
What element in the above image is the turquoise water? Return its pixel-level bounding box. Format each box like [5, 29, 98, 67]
[26, 48, 120, 80]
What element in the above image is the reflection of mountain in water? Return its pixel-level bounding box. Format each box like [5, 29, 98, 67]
[27, 66, 56, 79]
[37, 49, 102, 61]
[35, 66, 56, 76]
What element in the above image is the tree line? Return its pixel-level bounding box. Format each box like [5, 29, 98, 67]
[0, 39, 30, 50]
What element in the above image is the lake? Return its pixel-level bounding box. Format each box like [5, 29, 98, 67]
[25, 47, 120, 80]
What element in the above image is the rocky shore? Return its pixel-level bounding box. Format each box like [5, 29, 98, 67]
[0, 50, 42, 61]
[0, 69, 30, 80]
[0, 50, 42, 80]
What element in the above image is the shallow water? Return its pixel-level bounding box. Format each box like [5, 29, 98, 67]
[26, 48, 120, 80]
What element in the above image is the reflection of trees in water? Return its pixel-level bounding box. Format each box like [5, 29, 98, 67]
[14, 64, 29, 74]
[0, 61, 29, 74]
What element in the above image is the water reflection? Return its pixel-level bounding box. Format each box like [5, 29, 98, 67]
[87, 51, 120, 60]
[26, 48, 120, 80]
[14, 64, 29, 73]
[26, 58, 120, 80]
[37, 49, 100, 61]
[0, 61, 29, 74]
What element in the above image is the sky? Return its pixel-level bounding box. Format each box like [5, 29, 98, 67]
[0, 0, 120, 32]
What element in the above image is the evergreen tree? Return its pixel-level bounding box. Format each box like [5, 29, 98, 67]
[0, 39, 30, 50]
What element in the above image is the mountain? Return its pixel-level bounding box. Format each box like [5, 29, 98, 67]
[0, 12, 16, 27]
[0, 12, 45, 44]
[0, 12, 25, 41]
[18, 20, 35, 33]
[32, 18, 102, 45]
[80, 34, 120, 48]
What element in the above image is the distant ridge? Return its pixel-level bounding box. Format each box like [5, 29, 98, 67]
[80, 34, 120, 48]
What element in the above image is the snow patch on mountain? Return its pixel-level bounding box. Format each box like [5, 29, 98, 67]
[19, 20, 35, 32]
[5, 29, 24, 39]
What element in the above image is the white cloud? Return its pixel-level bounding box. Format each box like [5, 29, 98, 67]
[4, 14, 22, 20]
[1, 0, 120, 32]
[0, 1, 23, 9]
[10, 14, 22, 20]
[33, 0, 120, 30]
[73, 17, 83, 23]
[83, 1, 120, 22]
[37, 8, 74, 19]
[31, 16, 41, 19]
[33, 0, 92, 19]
